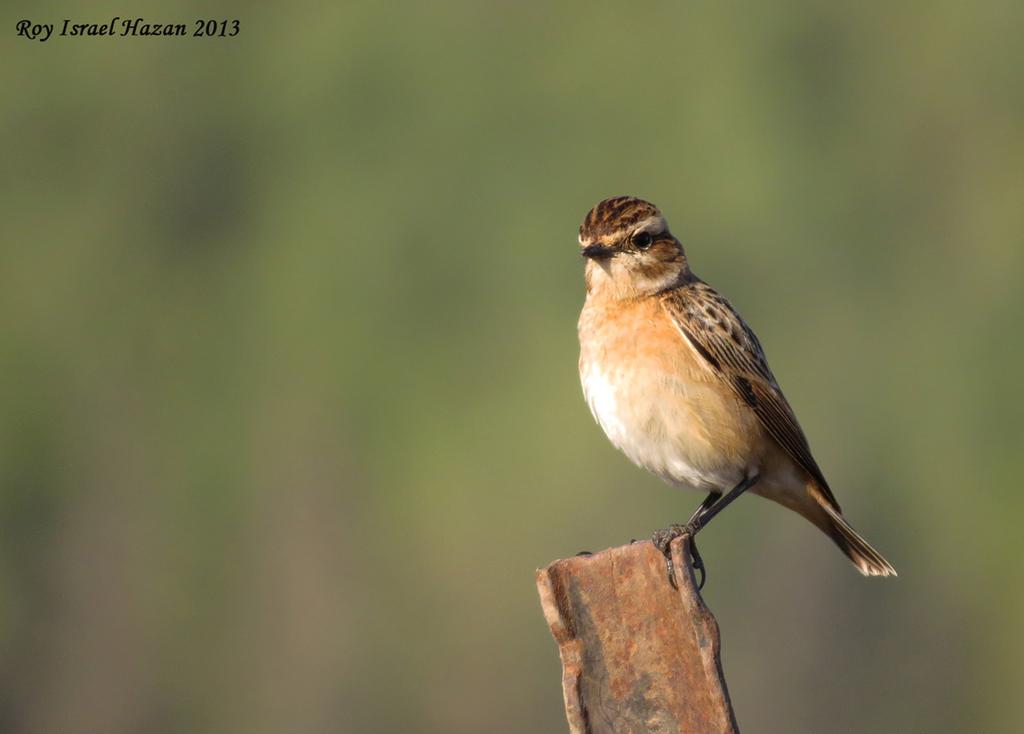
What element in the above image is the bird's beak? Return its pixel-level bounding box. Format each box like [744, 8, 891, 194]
[581, 243, 615, 260]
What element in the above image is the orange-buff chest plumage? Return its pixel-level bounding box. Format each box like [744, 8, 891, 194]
[579, 296, 768, 493]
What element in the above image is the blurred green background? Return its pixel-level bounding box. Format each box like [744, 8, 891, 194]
[3, 1, 1023, 732]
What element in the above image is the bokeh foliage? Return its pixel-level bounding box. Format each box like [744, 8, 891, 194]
[2, 1, 1023, 732]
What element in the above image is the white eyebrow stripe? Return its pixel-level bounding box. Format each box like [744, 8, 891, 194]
[631, 215, 668, 234]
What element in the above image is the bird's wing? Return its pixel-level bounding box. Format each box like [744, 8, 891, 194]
[660, 280, 839, 510]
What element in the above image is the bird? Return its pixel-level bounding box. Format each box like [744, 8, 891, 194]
[576, 195, 896, 586]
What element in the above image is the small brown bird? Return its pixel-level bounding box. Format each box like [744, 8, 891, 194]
[577, 196, 895, 584]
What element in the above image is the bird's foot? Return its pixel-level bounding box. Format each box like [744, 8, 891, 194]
[651, 524, 688, 556]
[651, 523, 705, 590]
[688, 533, 706, 590]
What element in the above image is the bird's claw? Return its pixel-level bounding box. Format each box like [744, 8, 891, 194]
[650, 524, 688, 554]
[651, 523, 706, 590]
[688, 534, 706, 590]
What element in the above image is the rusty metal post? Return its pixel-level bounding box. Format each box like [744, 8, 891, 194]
[536, 536, 739, 734]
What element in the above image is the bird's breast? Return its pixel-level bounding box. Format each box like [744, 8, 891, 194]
[579, 297, 764, 492]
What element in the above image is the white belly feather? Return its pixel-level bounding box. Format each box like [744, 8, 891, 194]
[581, 364, 747, 493]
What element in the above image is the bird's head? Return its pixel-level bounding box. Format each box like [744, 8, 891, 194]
[579, 196, 689, 300]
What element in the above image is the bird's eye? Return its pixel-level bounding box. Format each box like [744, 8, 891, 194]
[632, 231, 653, 250]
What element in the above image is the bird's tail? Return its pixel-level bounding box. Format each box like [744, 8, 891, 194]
[816, 499, 897, 577]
